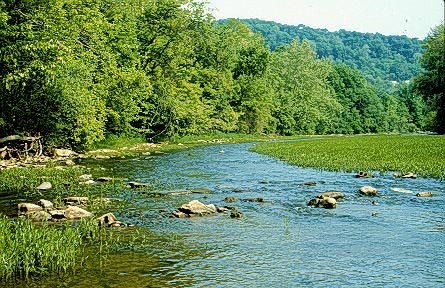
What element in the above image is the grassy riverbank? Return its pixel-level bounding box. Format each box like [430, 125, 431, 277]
[251, 135, 445, 179]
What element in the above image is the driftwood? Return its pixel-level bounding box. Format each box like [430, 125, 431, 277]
[0, 135, 43, 160]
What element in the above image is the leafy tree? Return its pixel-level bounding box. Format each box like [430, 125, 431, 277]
[413, 24, 445, 133]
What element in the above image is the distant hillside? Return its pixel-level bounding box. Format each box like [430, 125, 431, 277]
[226, 19, 424, 90]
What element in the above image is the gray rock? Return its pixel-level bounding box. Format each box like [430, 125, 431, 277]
[97, 212, 120, 227]
[178, 200, 217, 216]
[319, 191, 345, 200]
[79, 180, 96, 185]
[53, 148, 77, 157]
[37, 199, 54, 210]
[28, 210, 52, 222]
[48, 210, 66, 220]
[308, 196, 337, 209]
[18, 203, 43, 214]
[244, 197, 267, 203]
[416, 192, 434, 197]
[355, 171, 374, 178]
[230, 211, 244, 219]
[64, 206, 93, 219]
[359, 186, 378, 196]
[78, 174, 93, 181]
[191, 188, 212, 194]
[224, 196, 238, 202]
[36, 182, 52, 190]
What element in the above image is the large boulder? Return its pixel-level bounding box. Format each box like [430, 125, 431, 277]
[308, 196, 337, 209]
[359, 186, 378, 196]
[64, 206, 93, 220]
[178, 200, 217, 216]
[18, 203, 42, 215]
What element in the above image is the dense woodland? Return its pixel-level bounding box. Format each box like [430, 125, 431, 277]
[0, 0, 443, 148]
[237, 19, 424, 91]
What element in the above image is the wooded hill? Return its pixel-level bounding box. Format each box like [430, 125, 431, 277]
[235, 19, 424, 91]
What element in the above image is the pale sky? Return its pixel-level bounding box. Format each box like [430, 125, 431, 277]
[204, 0, 444, 39]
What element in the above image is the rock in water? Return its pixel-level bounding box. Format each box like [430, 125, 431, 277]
[128, 181, 149, 189]
[53, 148, 77, 157]
[230, 211, 244, 219]
[390, 188, 413, 193]
[359, 186, 378, 196]
[355, 171, 374, 178]
[97, 177, 113, 182]
[224, 196, 238, 202]
[319, 191, 345, 200]
[64, 206, 93, 219]
[36, 182, 52, 190]
[18, 203, 43, 214]
[37, 199, 54, 210]
[178, 200, 217, 216]
[191, 188, 212, 194]
[308, 196, 337, 209]
[416, 192, 434, 197]
[63, 196, 89, 205]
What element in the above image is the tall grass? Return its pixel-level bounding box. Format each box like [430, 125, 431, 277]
[251, 135, 445, 179]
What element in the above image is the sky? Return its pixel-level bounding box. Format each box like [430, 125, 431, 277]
[204, 0, 444, 39]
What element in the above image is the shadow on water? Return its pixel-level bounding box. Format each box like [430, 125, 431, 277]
[2, 142, 445, 287]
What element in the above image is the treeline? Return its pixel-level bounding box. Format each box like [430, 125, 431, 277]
[0, 0, 442, 148]
[238, 18, 424, 91]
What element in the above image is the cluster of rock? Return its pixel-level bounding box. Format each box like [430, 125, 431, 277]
[308, 192, 345, 209]
[18, 197, 126, 227]
[171, 200, 244, 219]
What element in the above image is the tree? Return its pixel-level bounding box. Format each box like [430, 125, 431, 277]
[413, 24, 445, 133]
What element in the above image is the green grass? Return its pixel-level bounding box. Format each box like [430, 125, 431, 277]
[251, 135, 445, 179]
[85, 134, 146, 151]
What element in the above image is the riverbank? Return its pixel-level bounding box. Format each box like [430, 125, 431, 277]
[251, 134, 445, 179]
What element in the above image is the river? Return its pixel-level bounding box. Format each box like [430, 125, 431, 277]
[5, 142, 445, 287]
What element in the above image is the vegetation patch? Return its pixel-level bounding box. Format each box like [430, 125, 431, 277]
[251, 135, 445, 179]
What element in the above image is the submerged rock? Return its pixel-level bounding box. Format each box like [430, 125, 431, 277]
[390, 187, 413, 193]
[299, 181, 317, 186]
[359, 186, 378, 196]
[191, 188, 212, 194]
[128, 181, 149, 189]
[244, 197, 267, 203]
[230, 211, 244, 219]
[36, 181, 52, 190]
[224, 196, 238, 202]
[416, 192, 434, 197]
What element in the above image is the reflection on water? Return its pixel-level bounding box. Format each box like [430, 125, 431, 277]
[3, 143, 445, 287]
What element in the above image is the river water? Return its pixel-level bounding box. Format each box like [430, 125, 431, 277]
[5, 142, 445, 287]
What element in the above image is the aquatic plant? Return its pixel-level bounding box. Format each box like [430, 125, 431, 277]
[251, 135, 445, 179]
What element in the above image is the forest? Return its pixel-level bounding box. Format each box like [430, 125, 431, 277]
[0, 0, 443, 148]
[237, 18, 424, 91]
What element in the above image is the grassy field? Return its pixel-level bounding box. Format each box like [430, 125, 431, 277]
[251, 135, 445, 179]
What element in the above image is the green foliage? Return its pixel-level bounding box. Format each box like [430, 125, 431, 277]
[252, 135, 445, 179]
[238, 19, 423, 92]
[0, 1, 436, 147]
[413, 24, 445, 134]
